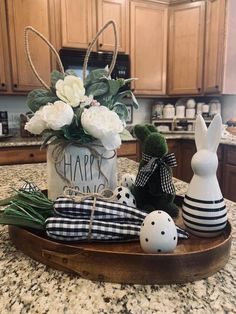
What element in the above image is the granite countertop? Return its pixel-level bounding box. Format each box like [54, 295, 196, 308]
[0, 136, 137, 148]
[1, 133, 236, 148]
[0, 158, 236, 313]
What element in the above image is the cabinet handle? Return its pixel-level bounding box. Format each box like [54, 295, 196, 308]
[198, 87, 201, 92]
[1, 82, 5, 87]
[29, 153, 34, 158]
[215, 85, 219, 89]
[13, 84, 18, 88]
[99, 43, 103, 47]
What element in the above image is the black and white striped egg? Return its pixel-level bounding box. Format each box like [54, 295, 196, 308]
[120, 173, 136, 191]
[113, 186, 136, 208]
[140, 211, 177, 253]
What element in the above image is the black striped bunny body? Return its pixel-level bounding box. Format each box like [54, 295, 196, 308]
[183, 114, 227, 237]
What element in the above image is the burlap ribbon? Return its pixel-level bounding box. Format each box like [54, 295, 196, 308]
[63, 187, 116, 240]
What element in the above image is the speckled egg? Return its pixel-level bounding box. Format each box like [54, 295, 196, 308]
[113, 186, 136, 208]
[120, 173, 136, 191]
[140, 210, 177, 253]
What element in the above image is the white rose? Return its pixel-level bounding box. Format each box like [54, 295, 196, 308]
[55, 75, 86, 107]
[42, 101, 74, 130]
[24, 108, 48, 135]
[81, 106, 124, 150]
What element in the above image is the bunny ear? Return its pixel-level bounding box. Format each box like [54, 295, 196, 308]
[207, 114, 222, 152]
[195, 114, 207, 151]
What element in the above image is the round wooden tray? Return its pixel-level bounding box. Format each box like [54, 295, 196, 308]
[8, 216, 232, 284]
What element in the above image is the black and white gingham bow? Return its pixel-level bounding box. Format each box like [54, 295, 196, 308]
[135, 153, 177, 194]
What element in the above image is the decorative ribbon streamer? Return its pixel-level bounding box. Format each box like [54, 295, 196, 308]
[135, 152, 177, 194]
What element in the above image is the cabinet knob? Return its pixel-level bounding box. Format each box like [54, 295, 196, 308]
[1, 82, 5, 87]
[99, 43, 103, 47]
[198, 87, 201, 92]
[29, 153, 34, 158]
[215, 85, 219, 89]
[13, 84, 18, 88]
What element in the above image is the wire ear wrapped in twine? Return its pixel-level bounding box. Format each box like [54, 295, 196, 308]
[24, 20, 118, 87]
[82, 20, 118, 82]
[24, 21, 119, 198]
[24, 26, 65, 90]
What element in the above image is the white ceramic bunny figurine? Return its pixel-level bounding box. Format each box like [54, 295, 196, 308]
[182, 114, 227, 237]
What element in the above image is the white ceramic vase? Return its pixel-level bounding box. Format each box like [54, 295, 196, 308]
[182, 114, 227, 237]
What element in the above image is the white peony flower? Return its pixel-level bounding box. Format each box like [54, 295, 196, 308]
[25, 108, 48, 135]
[81, 106, 124, 150]
[55, 75, 86, 107]
[42, 101, 74, 130]
[25, 101, 74, 134]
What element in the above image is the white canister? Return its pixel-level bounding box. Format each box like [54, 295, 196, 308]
[202, 104, 210, 114]
[176, 106, 185, 118]
[196, 103, 204, 115]
[163, 104, 175, 119]
[0, 123, 2, 136]
[47, 142, 117, 200]
[186, 108, 195, 119]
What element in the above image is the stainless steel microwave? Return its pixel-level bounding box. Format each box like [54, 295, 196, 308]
[59, 49, 130, 83]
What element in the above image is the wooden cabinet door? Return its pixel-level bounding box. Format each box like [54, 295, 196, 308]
[61, 0, 95, 49]
[168, 1, 205, 95]
[130, 1, 168, 95]
[97, 0, 128, 53]
[204, 0, 226, 94]
[167, 139, 181, 179]
[7, 0, 53, 92]
[0, 0, 11, 92]
[223, 164, 236, 202]
[180, 140, 196, 183]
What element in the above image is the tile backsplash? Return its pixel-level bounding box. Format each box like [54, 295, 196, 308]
[0, 94, 236, 135]
[0, 95, 153, 133]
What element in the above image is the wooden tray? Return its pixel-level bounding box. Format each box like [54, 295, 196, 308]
[8, 215, 232, 284]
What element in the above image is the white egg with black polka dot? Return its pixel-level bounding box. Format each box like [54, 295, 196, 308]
[120, 173, 136, 191]
[113, 186, 137, 208]
[140, 210, 177, 253]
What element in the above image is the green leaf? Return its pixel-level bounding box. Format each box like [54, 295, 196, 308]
[112, 102, 128, 120]
[95, 94, 112, 108]
[26, 89, 58, 112]
[84, 68, 109, 87]
[114, 90, 139, 109]
[74, 107, 84, 126]
[108, 79, 123, 96]
[130, 91, 139, 109]
[123, 78, 138, 85]
[86, 82, 109, 97]
[51, 70, 65, 88]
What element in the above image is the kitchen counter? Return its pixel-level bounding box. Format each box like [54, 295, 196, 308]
[0, 158, 236, 313]
[0, 134, 137, 148]
[161, 132, 236, 146]
[1, 132, 236, 148]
